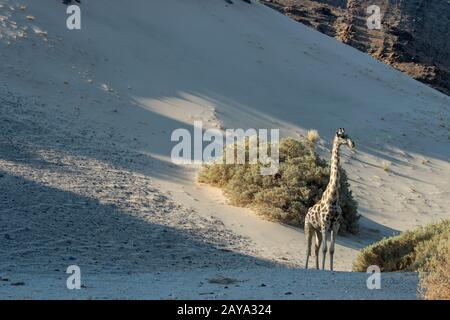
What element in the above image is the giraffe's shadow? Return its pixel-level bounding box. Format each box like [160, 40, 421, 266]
[337, 215, 400, 250]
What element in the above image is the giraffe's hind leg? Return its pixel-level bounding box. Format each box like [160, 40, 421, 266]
[304, 222, 314, 269]
[314, 230, 322, 269]
[329, 223, 340, 271]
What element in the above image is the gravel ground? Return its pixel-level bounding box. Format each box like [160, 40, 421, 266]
[0, 268, 419, 300]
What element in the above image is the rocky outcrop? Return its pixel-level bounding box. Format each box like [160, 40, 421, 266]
[261, 0, 450, 96]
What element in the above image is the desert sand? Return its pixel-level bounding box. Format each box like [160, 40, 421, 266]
[0, 0, 448, 299]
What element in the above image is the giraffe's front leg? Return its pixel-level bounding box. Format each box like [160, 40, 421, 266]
[329, 223, 340, 271]
[321, 228, 328, 270]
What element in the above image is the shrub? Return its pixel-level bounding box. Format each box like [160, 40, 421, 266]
[198, 137, 359, 234]
[420, 240, 450, 300]
[352, 220, 450, 300]
[352, 220, 450, 272]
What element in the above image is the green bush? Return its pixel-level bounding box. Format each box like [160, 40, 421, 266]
[198, 137, 359, 234]
[352, 220, 450, 272]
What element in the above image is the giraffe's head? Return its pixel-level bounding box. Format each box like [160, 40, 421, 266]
[336, 128, 355, 149]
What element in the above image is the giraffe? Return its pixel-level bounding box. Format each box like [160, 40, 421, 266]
[304, 128, 355, 271]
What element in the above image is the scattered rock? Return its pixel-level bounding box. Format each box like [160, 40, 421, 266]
[208, 276, 240, 285]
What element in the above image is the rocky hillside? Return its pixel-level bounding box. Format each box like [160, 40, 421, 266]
[261, 0, 450, 96]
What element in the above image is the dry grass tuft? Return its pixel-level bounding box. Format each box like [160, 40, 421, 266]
[306, 129, 320, 144]
[420, 241, 450, 300]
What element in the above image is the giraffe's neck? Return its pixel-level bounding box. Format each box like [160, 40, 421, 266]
[321, 137, 341, 204]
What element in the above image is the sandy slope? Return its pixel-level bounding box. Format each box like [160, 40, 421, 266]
[0, 0, 448, 298]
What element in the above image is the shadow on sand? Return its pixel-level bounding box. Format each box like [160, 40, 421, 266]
[0, 170, 278, 274]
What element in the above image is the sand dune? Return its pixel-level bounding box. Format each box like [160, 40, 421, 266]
[0, 0, 448, 299]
